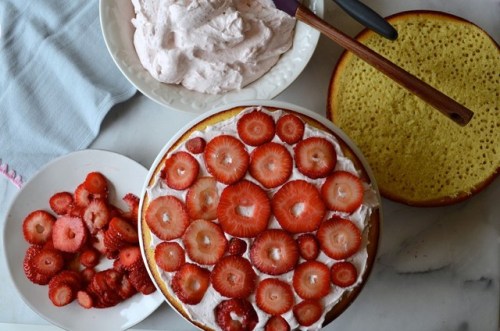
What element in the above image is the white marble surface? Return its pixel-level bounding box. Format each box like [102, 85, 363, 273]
[1, 0, 499, 330]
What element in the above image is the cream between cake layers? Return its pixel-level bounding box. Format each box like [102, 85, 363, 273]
[140, 106, 380, 330]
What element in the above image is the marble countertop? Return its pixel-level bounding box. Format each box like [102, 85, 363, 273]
[1, 0, 498, 330]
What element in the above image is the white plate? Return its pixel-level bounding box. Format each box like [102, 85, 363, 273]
[99, 0, 323, 114]
[2, 149, 163, 331]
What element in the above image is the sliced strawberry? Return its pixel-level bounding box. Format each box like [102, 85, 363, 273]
[292, 261, 331, 300]
[217, 180, 271, 238]
[294, 137, 337, 179]
[228, 238, 247, 256]
[214, 298, 259, 331]
[23, 246, 51, 285]
[83, 172, 108, 195]
[88, 269, 123, 307]
[321, 171, 364, 213]
[271, 180, 326, 234]
[109, 216, 139, 244]
[185, 137, 206, 154]
[182, 219, 228, 265]
[237, 110, 275, 146]
[250, 229, 299, 276]
[162, 151, 199, 190]
[81, 267, 96, 286]
[154, 241, 185, 272]
[204, 135, 249, 185]
[171, 263, 210, 305]
[249, 142, 293, 188]
[52, 216, 88, 253]
[276, 113, 305, 145]
[92, 230, 107, 254]
[22, 210, 55, 245]
[122, 193, 140, 225]
[118, 246, 142, 271]
[145, 195, 189, 241]
[74, 184, 106, 207]
[82, 198, 110, 234]
[211, 256, 256, 298]
[256, 278, 294, 315]
[297, 234, 320, 261]
[293, 299, 323, 326]
[48, 282, 75, 307]
[265, 315, 290, 331]
[186, 176, 219, 221]
[317, 217, 362, 260]
[80, 247, 101, 268]
[331, 261, 358, 287]
[31, 248, 64, 277]
[49, 270, 82, 291]
[49, 192, 74, 215]
[77, 290, 94, 309]
[118, 274, 137, 299]
[128, 264, 156, 295]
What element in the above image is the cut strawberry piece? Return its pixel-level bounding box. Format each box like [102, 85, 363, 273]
[292, 261, 331, 300]
[297, 234, 320, 261]
[204, 135, 249, 185]
[249, 229, 299, 276]
[265, 315, 290, 331]
[256, 278, 294, 315]
[145, 195, 189, 241]
[249, 142, 293, 188]
[88, 269, 123, 308]
[23, 246, 51, 285]
[211, 256, 256, 299]
[214, 298, 259, 331]
[271, 180, 326, 233]
[163, 151, 200, 190]
[22, 210, 55, 245]
[182, 219, 228, 265]
[128, 263, 156, 295]
[48, 282, 75, 307]
[237, 110, 275, 146]
[118, 246, 142, 271]
[171, 263, 210, 305]
[82, 198, 110, 235]
[49, 270, 82, 291]
[276, 113, 305, 145]
[154, 241, 185, 272]
[185, 137, 206, 154]
[331, 261, 358, 287]
[77, 290, 94, 309]
[321, 171, 364, 213]
[118, 274, 137, 299]
[81, 267, 96, 286]
[83, 172, 108, 195]
[294, 137, 337, 179]
[31, 248, 64, 277]
[80, 247, 101, 268]
[122, 193, 140, 225]
[186, 177, 220, 221]
[228, 238, 247, 256]
[74, 184, 94, 207]
[317, 217, 362, 260]
[52, 216, 88, 253]
[293, 299, 323, 327]
[217, 180, 271, 238]
[109, 216, 139, 244]
[49, 192, 74, 215]
[92, 230, 107, 254]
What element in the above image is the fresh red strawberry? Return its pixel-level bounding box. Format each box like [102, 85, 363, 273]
[292, 299, 323, 326]
[214, 298, 258, 331]
[74, 184, 98, 207]
[31, 248, 64, 277]
[52, 216, 88, 253]
[294, 137, 337, 179]
[185, 137, 206, 154]
[162, 151, 200, 190]
[217, 180, 271, 238]
[276, 113, 305, 145]
[82, 198, 110, 234]
[48, 282, 75, 307]
[76, 290, 94, 309]
[211, 256, 256, 298]
[22, 210, 55, 245]
[292, 261, 331, 300]
[182, 219, 228, 265]
[186, 176, 219, 221]
[256, 278, 294, 315]
[81, 267, 96, 286]
[23, 246, 51, 285]
[228, 238, 247, 256]
[321, 171, 364, 213]
[122, 193, 140, 225]
[49, 192, 74, 215]
[79, 247, 101, 268]
[91, 230, 107, 254]
[145, 195, 189, 240]
[250, 229, 299, 276]
[128, 263, 156, 295]
[271, 180, 326, 234]
[249, 142, 293, 188]
[331, 261, 358, 287]
[297, 234, 320, 261]
[204, 135, 249, 185]
[83, 172, 108, 195]
[154, 241, 185, 272]
[237, 110, 275, 146]
[171, 263, 210, 305]
[265, 315, 290, 331]
[317, 217, 362, 260]
[118, 246, 142, 271]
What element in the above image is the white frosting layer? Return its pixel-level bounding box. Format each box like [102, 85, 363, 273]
[131, 0, 295, 94]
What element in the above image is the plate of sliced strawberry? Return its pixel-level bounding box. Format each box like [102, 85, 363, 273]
[2, 149, 163, 331]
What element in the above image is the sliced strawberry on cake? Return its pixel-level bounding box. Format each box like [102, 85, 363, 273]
[185, 137, 206, 154]
[294, 137, 337, 179]
[22, 210, 55, 245]
[321, 170, 364, 213]
[250, 229, 299, 276]
[297, 234, 320, 261]
[182, 219, 227, 265]
[211, 256, 256, 299]
[293, 299, 324, 327]
[204, 135, 249, 185]
[154, 241, 185, 272]
[264, 315, 291, 331]
[162, 151, 200, 190]
[171, 263, 210, 305]
[249, 142, 293, 188]
[292, 261, 331, 300]
[215, 298, 258, 331]
[145, 195, 189, 241]
[186, 176, 219, 221]
[331, 261, 358, 287]
[276, 113, 305, 145]
[237, 110, 275, 146]
[227, 238, 247, 256]
[317, 217, 362, 260]
[255, 278, 294, 315]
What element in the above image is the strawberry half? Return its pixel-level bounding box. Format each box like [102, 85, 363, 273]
[292, 261, 331, 300]
[265, 315, 290, 331]
[297, 234, 320, 261]
[82, 198, 110, 235]
[162, 151, 200, 190]
[214, 298, 259, 331]
[217, 180, 271, 238]
[154, 241, 185, 272]
[49, 192, 74, 215]
[256, 278, 294, 315]
[317, 217, 362, 260]
[249, 142, 293, 188]
[211, 256, 257, 299]
[293, 299, 323, 327]
[250, 229, 299, 276]
[271, 180, 326, 234]
[22, 210, 55, 245]
[186, 176, 219, 221]
[31, 248, 64, 277]
[237, 110, 275, 146]
[185, 137, 206, 154]
[321, 171, 364, 213]
[294, 137, 337, 179]
[182, 219, 228, 265]
[145, 195, 189, 241]
[228, 238, 247, 256]
[204, 135, 249, 185]
[331, 261, 358, 287]
[276, 113, 305, 145]
[52, 216, 88, 253]
[83, 172, 108, 195]
[171, 263, 210, 305]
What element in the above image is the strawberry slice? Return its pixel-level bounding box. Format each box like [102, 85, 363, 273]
[211, 256, 257, 298]
[122, 193, 140, 225]
[217, 180, 271, 238]
[74, 183, 107, 207]
[145, 195, 189, 241]
[186, 177, 219, 221]
[23, 246, 51, 285]
[118, 274, 137, 300]
[185, 137, 206, 154]
[109, 216, 139, 244]
[250, 229, 299, 276]
[128, 263, 156, 295]
[22, 210, 55, 245]
[52, 216, 88, 253]
[83, 172, 109, 195]
[271, 180, 326, 233]
[293, 299, 323, 327]
[249, 142, 293, 188]
[49, 270, 82, 291]
[182, 219, 228, 265]
[237, 110, 275, 146]
[321, 171, 364, 213]
[331, 261, 358, 287]
[276, 113, 305, 145]
[297, 234, 320, 261]
[171, 263, 210, 305]
[118, 246, 142, 271]
[154, 241, 185, 272]
[48, 282, 75, 307]
[82, 198, 110, 235]
[76, 290, 94, 309]
[162, 151, 200, 190]
[294, 137, 337, 179]
[92, 229, 107, 254]
[228, 238, 247, 256]
[256, 278, 294, 315]
[49, 192, 74, 215]
[81, 267, 96, 286]
[31, 248, 64, 277]
[214, 298, 259, 331]
[317, 217, 362, 260]
[292, 261, 331, 300]
[265, 315, 290, 331]
[204, 135, 249, 185]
